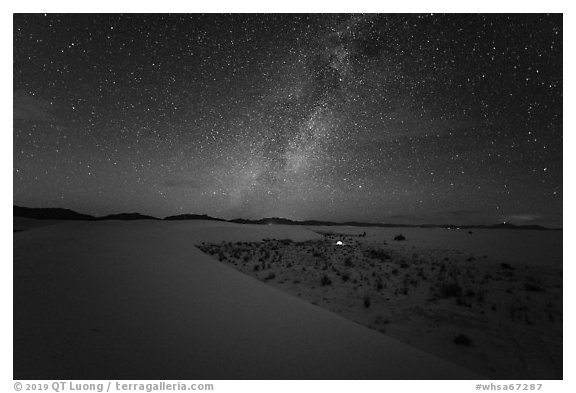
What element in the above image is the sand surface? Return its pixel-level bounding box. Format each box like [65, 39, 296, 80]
[14, 219, 481, 379]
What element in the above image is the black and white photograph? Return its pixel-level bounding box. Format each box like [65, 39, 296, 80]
[10, 4, 568, 386]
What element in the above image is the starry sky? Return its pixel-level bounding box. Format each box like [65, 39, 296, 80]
[13, 13, 562, 226]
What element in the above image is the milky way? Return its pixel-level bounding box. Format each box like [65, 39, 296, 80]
[13, 14, 562, 226]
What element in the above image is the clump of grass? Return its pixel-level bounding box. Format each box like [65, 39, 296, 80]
[264, 272, 276, 281]
[524, 282, 543, 292]
[394, 234, 406, 241]
[501, 262, 514, 270]
[508, 304, 532, 324]
[363, 295, 371, 308]
[344, 257, 354, 267]
[320, 274, 332, 286]
[439, 281, 463, 298]
[454, 334, 472, 346]
[456, 297, 472, 307]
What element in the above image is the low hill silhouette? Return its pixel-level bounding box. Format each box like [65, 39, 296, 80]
[164, 214, 226, 222]
[14, 206, 96, 220]
[97, 213, 159, 221]
[13, 205, 560, 230]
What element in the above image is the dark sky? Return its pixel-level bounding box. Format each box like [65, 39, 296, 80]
[13, 13, 562, 226]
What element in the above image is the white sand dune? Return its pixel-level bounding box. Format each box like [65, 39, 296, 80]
[13, 220, 479, 379]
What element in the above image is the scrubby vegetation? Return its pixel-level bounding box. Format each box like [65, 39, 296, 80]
[197, 234, 562, 378]
[454, 334, 473, 346]
[320, 274, 332, 286]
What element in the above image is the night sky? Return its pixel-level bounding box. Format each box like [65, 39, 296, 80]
[13, 14, 563, 226]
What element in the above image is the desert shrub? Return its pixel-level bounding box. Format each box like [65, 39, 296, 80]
[509, 305, 531, 323]
[394, 234, 406, 241]
[453, 334, 472, 346]
[399, 260, 409, 268]
[439, 282, 463, 298]
[363, 295, 371, 308]
[342, 272, 350, 282]
[320, 274, 332, 286]
[253, 265, 260, 271]
[376, 280, 383, 290]
[344, 257, 353, 267]
[525, 282, 543, 292]
[264, 272, 276, 281]
[456, 297, 471, 307]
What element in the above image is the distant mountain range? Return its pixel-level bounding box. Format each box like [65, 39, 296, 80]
[14, 206, 97, 221]
[13, 205, 561, 230]
[13, 206, 157, 221]
[164, 214, 226, 222]
[229, 217, 558, 230]
[97, 213, 160, 221]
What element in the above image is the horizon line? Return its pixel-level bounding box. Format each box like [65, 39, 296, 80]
[12, 205, 563, 230]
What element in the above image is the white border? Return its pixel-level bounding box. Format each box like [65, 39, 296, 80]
[3, 2, 573, 392]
